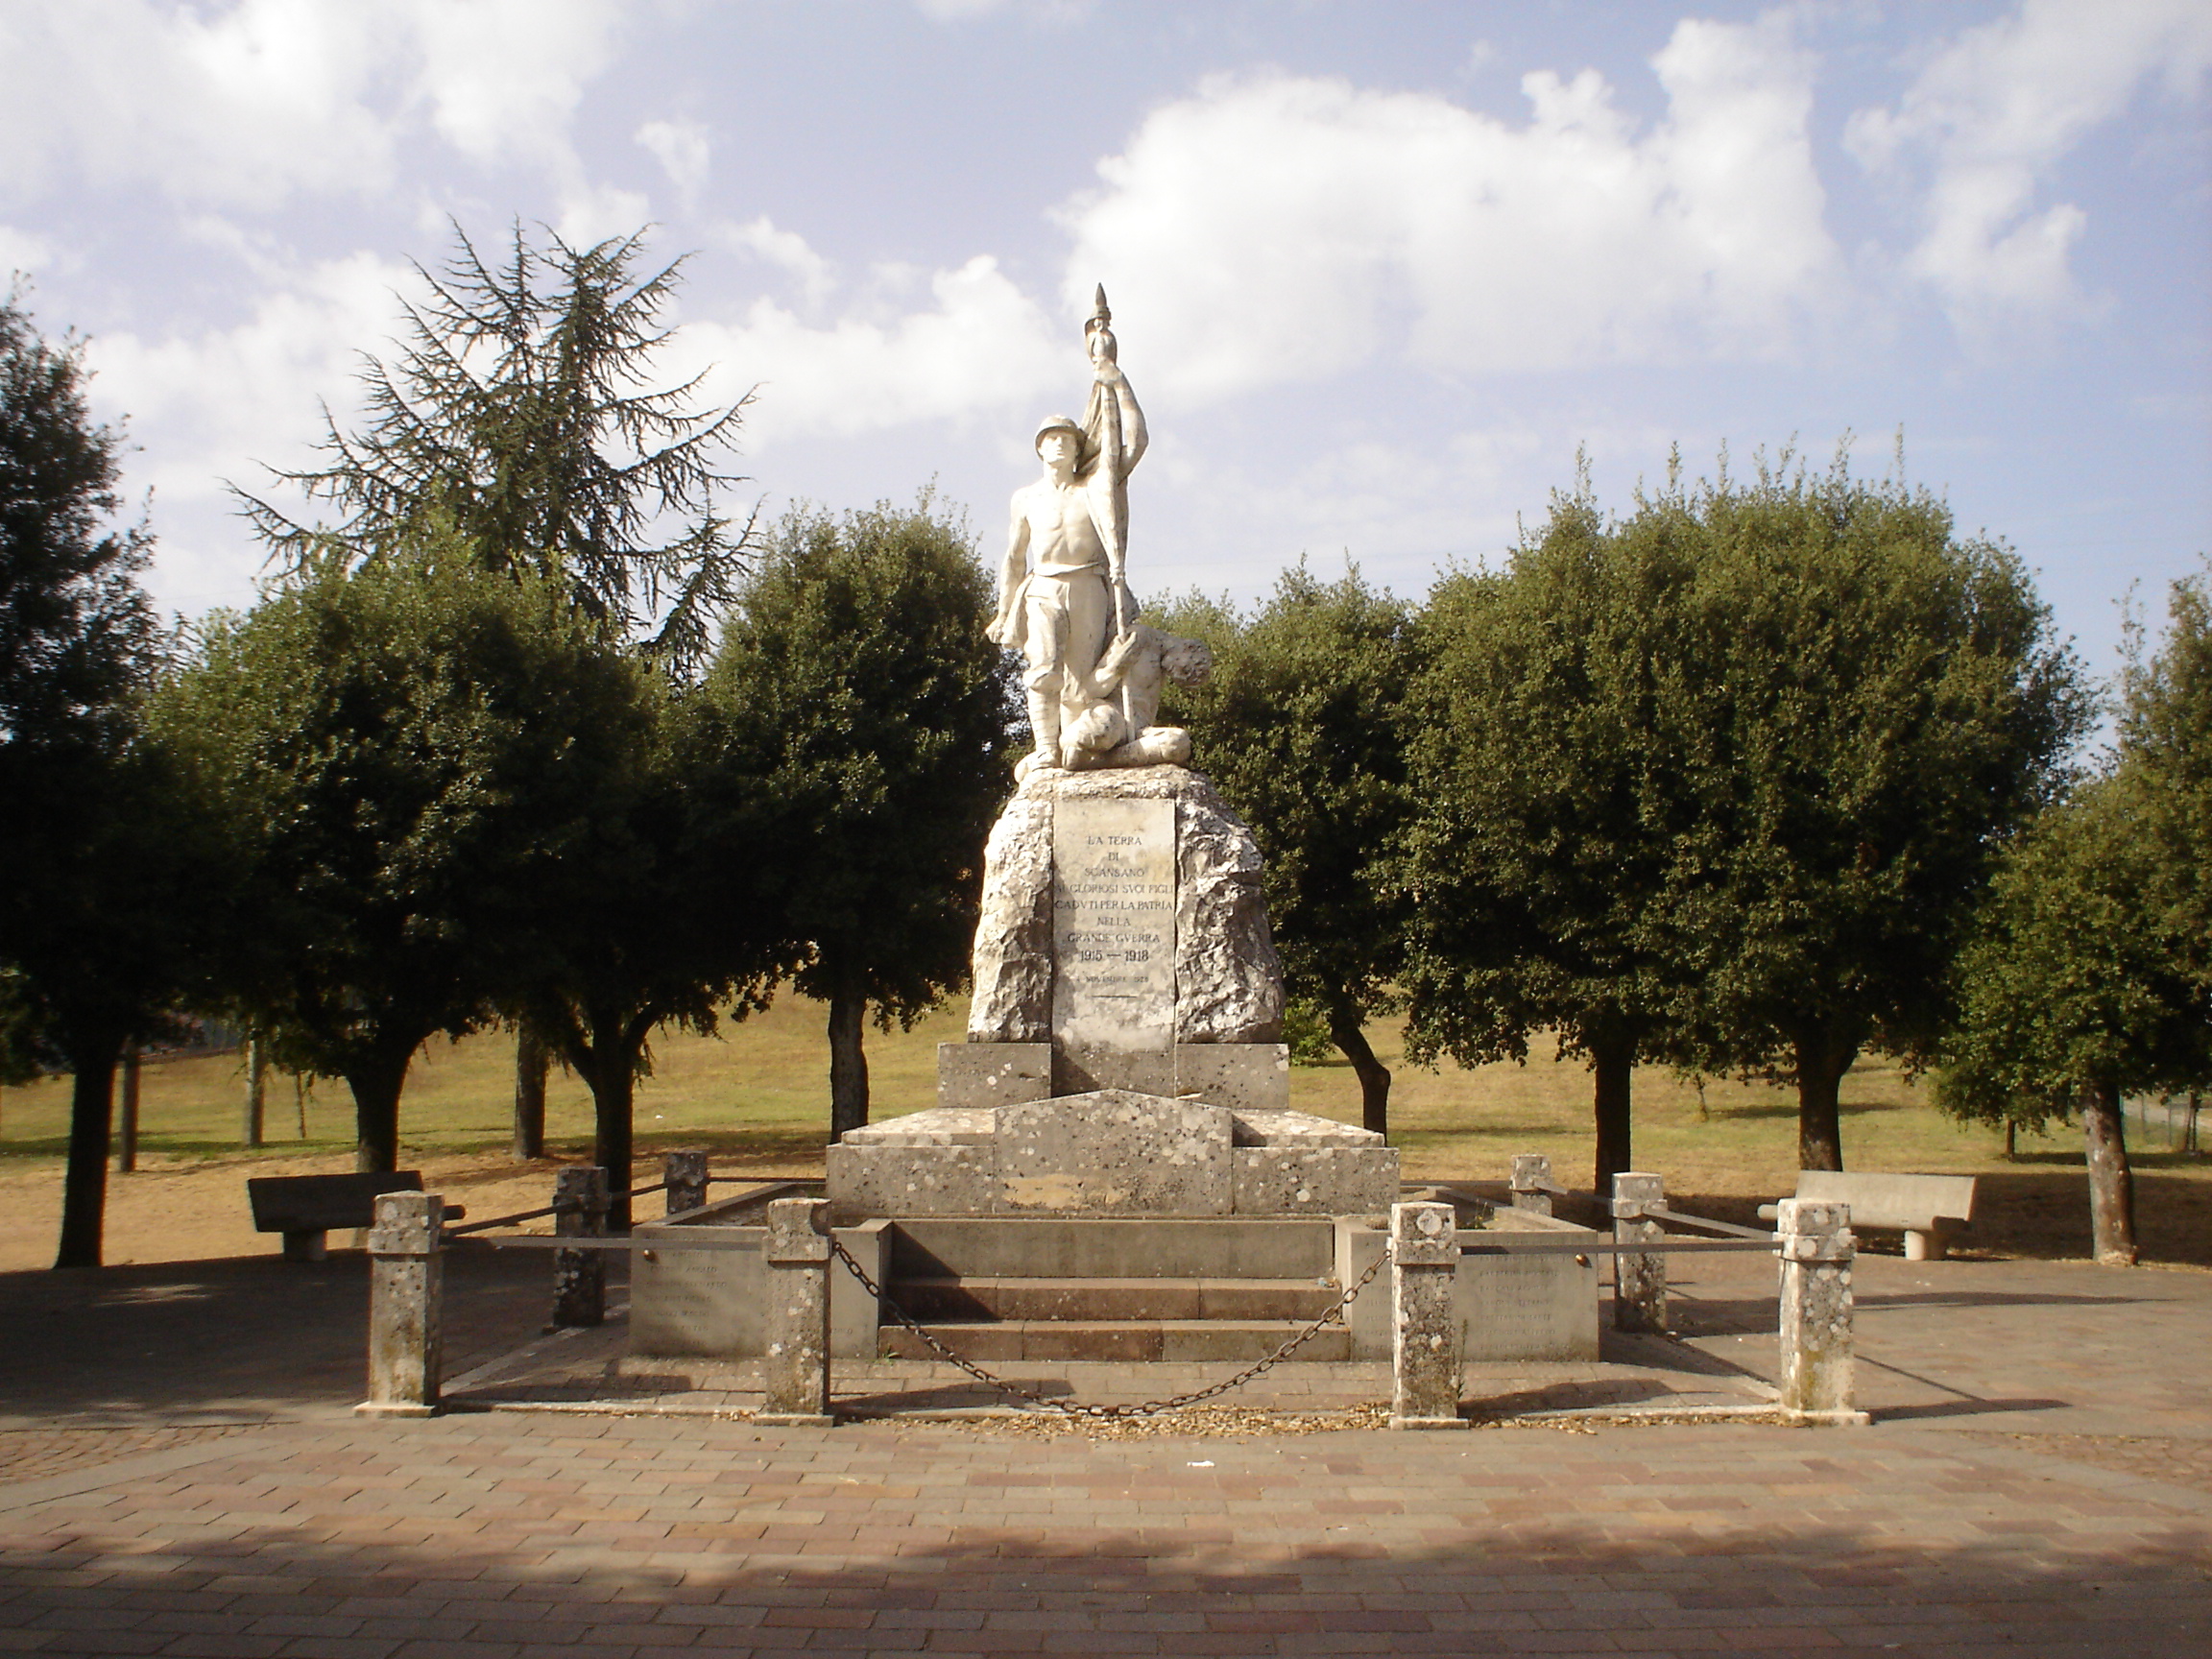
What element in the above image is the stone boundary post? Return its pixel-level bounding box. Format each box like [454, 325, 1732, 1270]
[1777, 1197, 1863, 1423]
[1509, 1153, 1553, 1216]
[552, 1166, 609, 1329]
[760, 1196, 835, 1425]
[663, 1149, 709, 1216]
[1612, 1172, 1667, 1333]
[357, 1190, 445, 1417]
[1389, 1200, 1468, 1430]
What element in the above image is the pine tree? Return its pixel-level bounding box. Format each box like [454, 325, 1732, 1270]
[236, 222, 756, 677]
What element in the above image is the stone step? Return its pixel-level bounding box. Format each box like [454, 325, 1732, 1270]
[877, 1318, 1352, 1364]
[888, 1215, 1336, 1281]
[885, 1275, 1338, 1323]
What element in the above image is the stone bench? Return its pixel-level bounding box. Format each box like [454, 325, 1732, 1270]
[247, 1170, 459, 1262]
[1760, 1171, 1977, 1261]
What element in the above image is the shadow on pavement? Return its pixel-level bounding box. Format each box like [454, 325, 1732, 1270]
[1854, 1288, 2152, 1310]
[0, 1248, 574, 1425]
[3, 1414, 2204, 1652]
[1877, 1396, 2072, 1422]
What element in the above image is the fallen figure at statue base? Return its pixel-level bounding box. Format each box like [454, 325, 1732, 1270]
[1016, 623, 1214, 781]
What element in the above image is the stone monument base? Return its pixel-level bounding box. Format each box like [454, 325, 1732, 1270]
[826, 1089, 1398, 1223]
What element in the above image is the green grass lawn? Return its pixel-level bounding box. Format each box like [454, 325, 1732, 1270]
[0, 988, 2071, 1184]
[5, 990, 2206, 1266]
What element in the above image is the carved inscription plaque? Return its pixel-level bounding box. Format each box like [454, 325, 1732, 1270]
[1457, 1252, 1600, 1362]
[1051, 796, 1175, 1059]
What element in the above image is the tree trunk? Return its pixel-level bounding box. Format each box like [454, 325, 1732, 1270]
[2081, 1077, 2137, 1266]
[1791, 1019, 1859, 1172]
[828, 980, 870, 1141]
[513, 1026, 548, 1162]
[55, 1027, 124, 1269]
[1590, 1028, 1635, 1196]
[242, 1037, 266, 1148]
[1323, 992, 1390, 1137]
[115, 1045, 140, 1173]
[344, 1045, 414, 1173]
[582, 1038, 640, 1235]
[543, 1000, 661, 1235]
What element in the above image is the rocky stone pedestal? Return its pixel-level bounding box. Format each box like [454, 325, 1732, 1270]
[828, 761, 1401, 1220]
[967, 764, 1283, 1082]
[827, 1090, 1396, 1222]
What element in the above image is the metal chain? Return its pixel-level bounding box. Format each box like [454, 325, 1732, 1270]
[828, 1233, 1388, 1420]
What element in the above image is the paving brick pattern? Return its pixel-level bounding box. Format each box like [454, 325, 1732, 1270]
[2, 1411, 2207, 1656]
[0, 1428, 256, 1486]
[4, 1242, 2208, 1653]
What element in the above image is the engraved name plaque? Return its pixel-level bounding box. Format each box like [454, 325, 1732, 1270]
[1051, 796, 1175, 1075]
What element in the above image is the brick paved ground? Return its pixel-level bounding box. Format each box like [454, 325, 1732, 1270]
[3, 1245, 2208, 1654]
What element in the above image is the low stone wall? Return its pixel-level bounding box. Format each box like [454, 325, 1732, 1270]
[1329, 1208, 1600, 1362]
[1457, 1209, 1602, 1362]
[629, 1192, 885, 1360]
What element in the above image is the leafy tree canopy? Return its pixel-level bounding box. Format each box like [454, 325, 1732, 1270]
[0, 282, 205, 1266]
[1639, 446, 2086, 1165]
[1937, 564, 2212, 1263]
[1396, 485, 1691, 1188]
[701, 493, 1014, 1136]
[2117, 562, 2212, 982]
[1156, 563, 1420, 1133]
[1400, 444, 2086, 1183]
[0, 281, 156, 752]
[511, 661, 797, 1225]
[1938, 777, 2201, 1125]
[151, 544, 659, 1170]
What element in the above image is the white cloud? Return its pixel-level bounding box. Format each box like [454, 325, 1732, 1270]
[554, 180, 654, 248]
[721, 215, 837, 309]
[406, 0, 619, 170]
[0, 226, 56, 279]
[1055, 12, 1842, 404]
[84, 251, 416, 508]
[0, 0, 621, 209]
[914, 0, 1094, 22]
[637, 118, 711, 206]
[74, 249, 422, 613]
[1151, 421, 1546, 591]
[1845, 0, 2212, 329]
[676, 252, 1063, 447]
[654, 13, 1846, 451]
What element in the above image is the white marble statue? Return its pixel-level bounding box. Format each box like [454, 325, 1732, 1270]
[1061, 624, 1213, 771]
[987, 287, 1206, 778]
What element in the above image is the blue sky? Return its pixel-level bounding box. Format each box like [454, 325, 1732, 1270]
[4, 0, 2206, 680]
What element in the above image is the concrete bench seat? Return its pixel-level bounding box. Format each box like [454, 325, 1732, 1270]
[246, 1170, 459, 1262]
[1759, 1171, 1978, 1261]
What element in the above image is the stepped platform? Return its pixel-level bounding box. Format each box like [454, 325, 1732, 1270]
[868, 1213, 1353, 1363]
[632, 1195, 1603, 1366]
